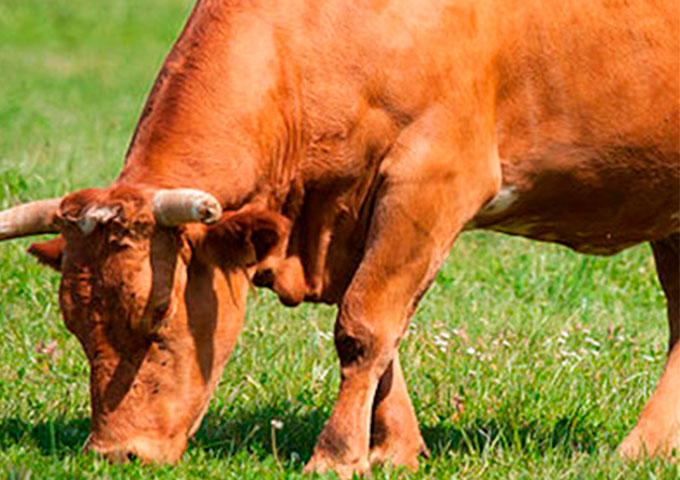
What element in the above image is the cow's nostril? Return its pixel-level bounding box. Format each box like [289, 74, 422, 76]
[127, 452, 138, 462]
[100, 450, 131, 464]
[253, 268, 275, 287]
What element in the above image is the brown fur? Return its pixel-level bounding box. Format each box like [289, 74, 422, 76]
[18, 0, 679, 474]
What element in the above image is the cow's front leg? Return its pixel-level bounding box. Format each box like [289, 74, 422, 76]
[303, 106, 500, 478]
[369, 351, 429, 469]
[620, 234, 680, 458]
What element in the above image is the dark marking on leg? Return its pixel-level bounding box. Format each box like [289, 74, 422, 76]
[315, 424, 351, 460]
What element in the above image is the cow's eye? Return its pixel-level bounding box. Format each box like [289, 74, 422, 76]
[152, 302, 176, 329]
[152, 306, 168, 325]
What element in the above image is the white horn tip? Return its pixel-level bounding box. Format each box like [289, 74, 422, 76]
[192, 197, 222, 225]
[152, 189, 223, 226]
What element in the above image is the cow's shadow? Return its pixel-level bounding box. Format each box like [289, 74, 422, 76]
[421, 416, 605, 458]
[0, 416, 91, 458]
[191, 407, 327, 464]
[0, 406, 605, 463]
[194, 409, 604, 462]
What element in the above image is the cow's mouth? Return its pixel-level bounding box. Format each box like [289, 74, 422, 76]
[85, 433, 187, 464]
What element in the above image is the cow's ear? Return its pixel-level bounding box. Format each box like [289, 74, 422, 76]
[27, 236, 66, 272]
[200, 207, 290, 269]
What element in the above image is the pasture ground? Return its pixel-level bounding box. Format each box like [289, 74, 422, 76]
[0, 1, 677, 478]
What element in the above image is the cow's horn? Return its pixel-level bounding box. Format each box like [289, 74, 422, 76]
[151, 189, 223, 226]
[0, 198, 62, 241]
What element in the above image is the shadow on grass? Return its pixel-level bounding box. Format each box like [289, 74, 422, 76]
[191, 406, 328, 463]
[0, 417, 90, 457]
[0, 406, 606, 463]
[422, 414, 606, 459]
[192, 402, 607, 462]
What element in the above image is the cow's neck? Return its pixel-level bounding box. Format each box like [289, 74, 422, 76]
[113, 0, 524, 305]
[116, 1, 299, 211]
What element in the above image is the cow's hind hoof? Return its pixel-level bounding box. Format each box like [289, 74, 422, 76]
[618, 424, 680, 460]
[619, 432, 648, 460]
[368, 441, 428, 471]
[303, 453, 370, 479]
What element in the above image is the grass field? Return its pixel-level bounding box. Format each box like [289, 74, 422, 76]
[0, 1, 676, 478]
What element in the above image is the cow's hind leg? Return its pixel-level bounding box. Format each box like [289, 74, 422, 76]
[303, 107, 500, 478]
[620, 233, 680, 458]
[368, 351, 429, 469]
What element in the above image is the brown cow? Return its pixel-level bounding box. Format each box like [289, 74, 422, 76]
[0, 0, 677, 476]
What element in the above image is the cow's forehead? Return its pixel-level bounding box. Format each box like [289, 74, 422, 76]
[59, 186, 152, 221]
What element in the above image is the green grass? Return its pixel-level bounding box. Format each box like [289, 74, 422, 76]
[0, 1, 676, 478]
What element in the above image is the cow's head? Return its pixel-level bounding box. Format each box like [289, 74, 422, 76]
[0, 185, 287, 463]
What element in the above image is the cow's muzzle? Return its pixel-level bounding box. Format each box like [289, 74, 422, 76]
[85, 434, 187, 464]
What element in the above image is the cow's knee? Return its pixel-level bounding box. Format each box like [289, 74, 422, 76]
[334, 301, 401, 379]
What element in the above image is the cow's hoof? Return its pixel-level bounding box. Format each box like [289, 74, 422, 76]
[303, 453, 370, 479]
[618, 425, 679, 460]
[619, 434, 647, 460]
[368, 441, 428, 471]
